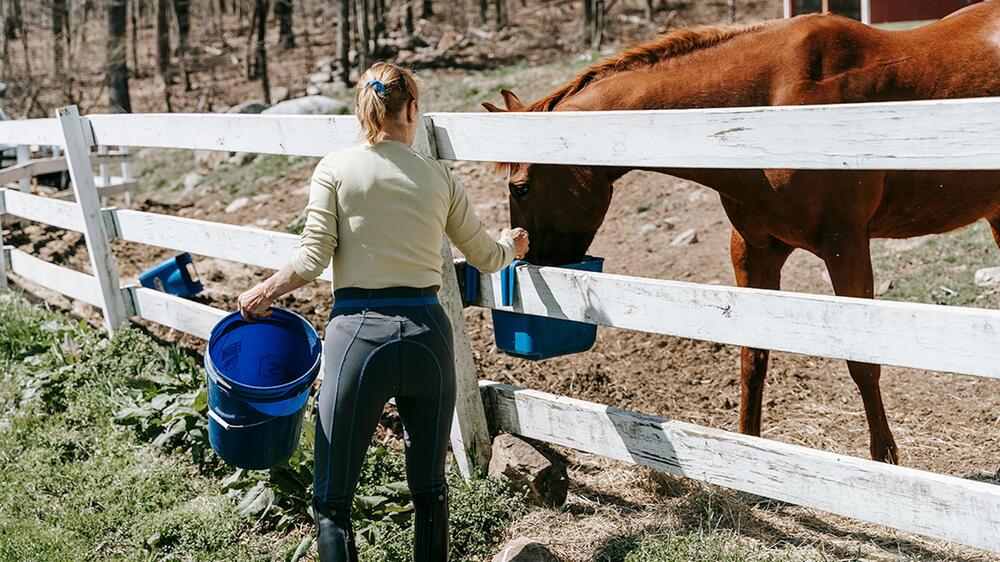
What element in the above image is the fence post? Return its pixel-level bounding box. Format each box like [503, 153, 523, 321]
[57, 106, 129, 333]
[0, 189, 7, 291]
[413, 115, 493, 479]
[15, 145, 29, 192]
[120, 146, 133, 206]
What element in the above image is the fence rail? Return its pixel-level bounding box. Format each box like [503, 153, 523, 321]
[1, 100, 999, 553]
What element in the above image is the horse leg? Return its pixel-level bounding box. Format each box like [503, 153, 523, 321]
[822, 229, 899, 464]
[730, 229, 793, 436]
[988, 215, 1000, 249]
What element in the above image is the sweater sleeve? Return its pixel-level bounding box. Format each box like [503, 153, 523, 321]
[443, 165, 515, 274]
[290, 160, 339, 281]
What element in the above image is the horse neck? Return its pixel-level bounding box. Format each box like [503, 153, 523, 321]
[560, 43, 784, 198]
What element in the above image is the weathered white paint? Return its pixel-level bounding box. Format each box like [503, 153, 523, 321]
[0, 154, 130, 186]
[413, 116, 493, 479]
[4, 247, 102, 306]
[109, 208, 333, 282]
[127, 285, 227, 340]
[120, 146, 133, 206]
[58, 106, 129, 333]
[482, 381, 1000, 553]
[0, 118, 63, 145]
[88, 113, 362, 157]
[1, 188, 85, 231]
[473, 264, 1000, 379]
[429, 97, 1000, 169]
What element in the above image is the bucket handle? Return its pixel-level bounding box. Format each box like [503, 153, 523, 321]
[208, 407, 280, 431]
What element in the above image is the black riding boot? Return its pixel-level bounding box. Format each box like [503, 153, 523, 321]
[314, 498, 358, 562]
[412, 486, 450, 562]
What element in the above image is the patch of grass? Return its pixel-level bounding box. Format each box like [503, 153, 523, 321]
[0, 295, 527, 561]
[617, 531, 841, 562]
[873, 222, 1000, 309]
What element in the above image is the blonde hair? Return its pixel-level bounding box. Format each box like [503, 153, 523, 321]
[355, 63, 420, 145]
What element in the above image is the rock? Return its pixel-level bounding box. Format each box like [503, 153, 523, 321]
[264, 95, 348, 116]
[271, 86, 290, 103]
[875, 278, 893, 296]
[491, 538, 560, 562]
[975, 266, 1000, 288]
[661, 216, 678, 230]
[251, 193, 272, 202]
[194, 149, 228, 171]
[306, 85, 320, 96]
[225, 197, 249, 214]
[488, 434, 568, 507]
[670, 228, 698, 246]
[314, 56, 336, 71]
[639, 223, 657, 237]
[309, 71, 332, 84]
[228, 152, 257, 166]
[227, 100, 269, 114]
[183, 172, 203, 190]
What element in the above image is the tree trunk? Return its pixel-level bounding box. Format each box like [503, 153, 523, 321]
[582, 0, 592, 44]
[371, 0, 383, 52]
[174, 0, 192, 90]
[493, 0, 506, 28]
[156, 0, 171, 81]
[643, 0, 654, 20]
[4, 0, 21, 40]
[336, 0, 349, 84]
[477, 0, 487, 24]
[403, 0, 414, 35]
[274, 0, 293, 48]
[354, 0, 370, 71]
[421, 0, 431, 19]
[129, 0, 139, 77]
[107, 0, 132, 112]
[590, 0, 604, 50]
[52, 0, 67, 78]
[728, 0, 736, 23]
[255, 0, 270, 103]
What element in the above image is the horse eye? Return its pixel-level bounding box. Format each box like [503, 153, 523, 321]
[510, 183, 530, 199]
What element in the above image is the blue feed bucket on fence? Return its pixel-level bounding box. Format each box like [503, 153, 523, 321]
[205, 307, 322, 470]
[491, 256, 605, 360]
[139, 253, 204, 299]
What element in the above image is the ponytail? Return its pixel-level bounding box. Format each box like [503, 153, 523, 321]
[355, 62, 420, 146]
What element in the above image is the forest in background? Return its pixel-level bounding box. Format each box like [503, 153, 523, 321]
[0, 0, 753, 117]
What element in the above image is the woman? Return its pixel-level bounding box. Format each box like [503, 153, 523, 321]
[237, 62, 529, 562]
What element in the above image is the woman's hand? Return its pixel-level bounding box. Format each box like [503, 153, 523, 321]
[502, 227, 530, 259]
[238, 282, 275, 321]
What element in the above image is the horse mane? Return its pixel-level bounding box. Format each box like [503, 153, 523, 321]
[525, 21, 773, 113]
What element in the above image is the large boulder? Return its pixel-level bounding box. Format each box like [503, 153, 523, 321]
[491, 538, 560, 562]
[262, 95, 347, 116]
[488, 434, 568, 507]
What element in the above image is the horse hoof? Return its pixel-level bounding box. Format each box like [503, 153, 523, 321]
[871, 443, 900, 465]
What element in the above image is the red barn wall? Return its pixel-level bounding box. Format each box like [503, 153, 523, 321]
[870, 0, 980, 23]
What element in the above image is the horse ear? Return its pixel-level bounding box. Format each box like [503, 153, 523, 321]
[482, 101, 506, 113]
[500, 89, 524, 111]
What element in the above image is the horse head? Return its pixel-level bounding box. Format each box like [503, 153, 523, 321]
[483, 89, 616, 266]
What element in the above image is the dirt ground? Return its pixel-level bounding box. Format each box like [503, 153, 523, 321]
[5, 1, 1000, 560]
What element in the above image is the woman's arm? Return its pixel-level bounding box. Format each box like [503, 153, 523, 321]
[237, 263, 311, 320]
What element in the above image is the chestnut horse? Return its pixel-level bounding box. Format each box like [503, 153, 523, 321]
[482, 2, 1000, 463]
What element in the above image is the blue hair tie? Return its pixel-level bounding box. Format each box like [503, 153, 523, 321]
[363, 79, 386, 96]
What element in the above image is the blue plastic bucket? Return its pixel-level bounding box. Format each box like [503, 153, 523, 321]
[205, 307, 322, 469]
[491, 256, 604, 360]
[139, 253, 204, 299]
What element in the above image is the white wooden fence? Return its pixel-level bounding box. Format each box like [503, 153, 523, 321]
[1, 98, 1000, 552]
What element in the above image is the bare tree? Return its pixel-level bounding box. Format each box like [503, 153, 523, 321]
[421, 0, 431, 19]
[156, 0, 170, 79]
[274, 0, 293, 48]
[336, 0, 349, 84]
[477, 0, 487, 24]
[4, 0, 21, 40]
[493, 0, 506, 28]
[728, 0, 736, 23]
[403, 0, 414, 35]
[174, 0, 192, 90]
[254, 0, 270, 103]
[354, 0, 370, 71]
[52, 0, 67, 78]
[108, 0, 132, 112]
[582, 0, 604, 49]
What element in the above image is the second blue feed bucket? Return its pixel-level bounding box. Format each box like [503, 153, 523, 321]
[205, 307, 322, 470]
[491, 256, 604, 360]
